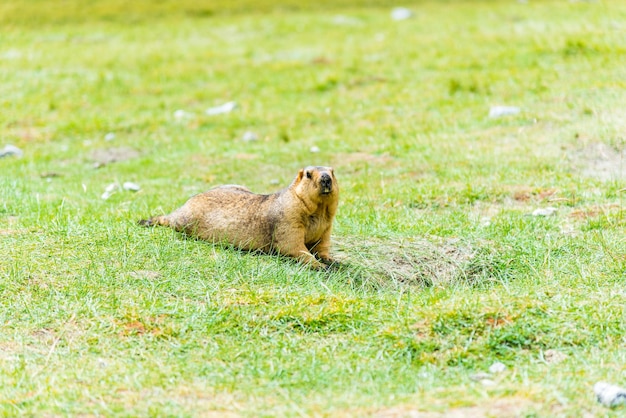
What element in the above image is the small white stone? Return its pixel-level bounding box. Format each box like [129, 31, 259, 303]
[269, 179, 280, 185]
[489, 106, 521, 118]
[242, 131, 258, 142]
[123, 182, 141, 192]
[332, 15, 362, 26]
[310, 146, 320, 153]
[173, 109, 187, 119]
[417, 370, 430, 379]
[101, 183, 118, 200]
[532, 207, 557, 217]
[391, 7, 413, 21]
[489, 361, 506, 374]
[206, 101, 237, 115]
[104, 132, 116, 141]
[481, 379, 497, 386]
[0, 144, 23, 158]
[594, 382, 626, 408]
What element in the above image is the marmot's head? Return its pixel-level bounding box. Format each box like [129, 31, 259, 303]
[293, 166, 338, 202]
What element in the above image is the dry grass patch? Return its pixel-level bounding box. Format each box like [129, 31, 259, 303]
[373, 397, 538, 418]
[568, 142, 626, 181]
[90, 147, 141, 168]
[334, 236, 488, 287]
[110, 386, 242, 417]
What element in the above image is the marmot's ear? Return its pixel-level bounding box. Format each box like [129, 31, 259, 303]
[295, 169, 304, 184]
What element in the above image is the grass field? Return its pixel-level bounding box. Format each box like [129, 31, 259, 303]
[2, 0, 626, 416]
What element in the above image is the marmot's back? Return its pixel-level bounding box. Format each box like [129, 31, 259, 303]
[166, 187, 281, 251]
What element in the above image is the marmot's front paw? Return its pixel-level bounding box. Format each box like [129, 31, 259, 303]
[309, 260, 329, 270]
[319, 257, 336, 266]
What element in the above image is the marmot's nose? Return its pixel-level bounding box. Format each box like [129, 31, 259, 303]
[320, 173, 332, 191]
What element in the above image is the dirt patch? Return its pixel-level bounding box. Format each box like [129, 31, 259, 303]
[569, 204, 621, 220]
[333, 236, 481, 287]
[373, 397, 538, 417]
[568, 142, 626, 181]
[511, 187, 558, 203]
[5, 119, 52, 143]
[0, 341, 22, 361]
[91, 147, 141, 168]
[112, 387, 240, 416]
[543, 349, 568, 364]
[233, 153, 258, 160]
[121, 320, 148, 336]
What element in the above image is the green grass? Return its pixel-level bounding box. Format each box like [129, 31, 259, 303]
[2, 0, 626, 415]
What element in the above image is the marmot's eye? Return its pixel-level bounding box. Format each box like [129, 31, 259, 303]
[306, 171, 312, 179]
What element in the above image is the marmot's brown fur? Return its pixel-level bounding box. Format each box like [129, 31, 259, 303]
[139, 166, 338, 269]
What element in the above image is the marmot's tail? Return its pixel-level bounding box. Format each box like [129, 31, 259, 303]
[137, 215, 169, 227]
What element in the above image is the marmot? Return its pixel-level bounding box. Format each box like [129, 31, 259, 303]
[139, 166, 338, 269]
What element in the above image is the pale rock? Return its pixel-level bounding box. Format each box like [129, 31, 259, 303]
[391, 7, 414, 21]
[101, 183, 118, 200]
[532, 207, 557, 217]
[242, 131, 258, 142]
[489, 361, 506, 374]
[104, 132, 116, 141]
[310, 146, 320, 153]
[206, 101, 237, 115]
[123, 182, 141, 192]
[0, 144, 23, 158]
[173, 109, 188, 120]
[489, 106, 521, 118]
[594, 382, 626, 408]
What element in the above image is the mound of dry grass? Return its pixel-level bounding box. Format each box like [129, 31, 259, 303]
[333, 236, 498, 287]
